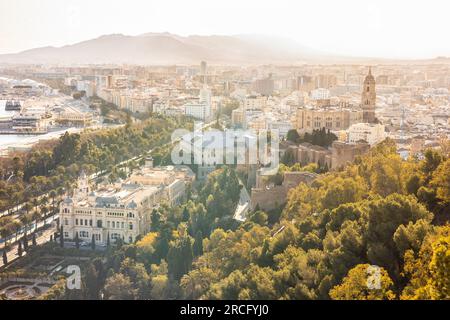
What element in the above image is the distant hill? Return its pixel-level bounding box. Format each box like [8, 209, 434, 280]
[1, 32, 447, 66]
[0, 33, 375, 65]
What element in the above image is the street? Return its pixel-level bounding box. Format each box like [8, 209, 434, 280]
[0, 224, 55, 268]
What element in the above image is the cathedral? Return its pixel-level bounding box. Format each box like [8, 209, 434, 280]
[361, 67, 377, 123]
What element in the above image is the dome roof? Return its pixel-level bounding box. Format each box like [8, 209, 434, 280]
[63, 197, 73, 204]
[126, 201, 138, 209]
[364, 67, 375, 82]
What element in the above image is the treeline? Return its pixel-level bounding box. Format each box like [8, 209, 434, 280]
[286, 128, 338, 148]
[44, 139, 450, 300]
[178, 139, 449, 299]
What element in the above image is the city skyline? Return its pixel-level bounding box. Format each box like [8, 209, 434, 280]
[1, 0, 450, 59]
[0, 0, 449, 304]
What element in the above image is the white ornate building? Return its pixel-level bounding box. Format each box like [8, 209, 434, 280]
[60, 164, 194, 245]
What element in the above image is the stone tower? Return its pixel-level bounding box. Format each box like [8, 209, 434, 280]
[361, 67, 376, 123]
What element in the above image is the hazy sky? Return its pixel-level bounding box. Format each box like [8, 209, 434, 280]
[0, 0, 449, 59]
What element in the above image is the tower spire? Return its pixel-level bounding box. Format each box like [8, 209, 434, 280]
[362, 66, 376, 123]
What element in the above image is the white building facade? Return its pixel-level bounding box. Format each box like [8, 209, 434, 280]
[184, 102, 211, 121]
[347, 123, 386, 146]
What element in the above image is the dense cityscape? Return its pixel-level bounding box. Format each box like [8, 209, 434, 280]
[0, 0, 449, 306]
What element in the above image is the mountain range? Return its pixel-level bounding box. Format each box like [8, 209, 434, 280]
[0, 33, 448, 65]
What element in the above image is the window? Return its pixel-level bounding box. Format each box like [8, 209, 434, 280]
[121, 222, 124, 229]
[89, 219, 92, 226]
[80, 231, 89, 238]
[129, 222, 133, 230]
[97, 220, 102, 228]
[64, 218, 69, 226]
[80, 219, 83, 226]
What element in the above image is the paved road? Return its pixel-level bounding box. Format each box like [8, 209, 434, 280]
[1, 214, 58, 248]
[0, 225, 55, 268]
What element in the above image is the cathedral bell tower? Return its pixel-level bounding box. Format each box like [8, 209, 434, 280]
[361, 67, 376, 123]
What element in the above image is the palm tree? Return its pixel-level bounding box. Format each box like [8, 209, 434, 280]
[31, 211, 41, 227]
[40, 206, 49, 226]
[19, 213, 32, 237]
[1, 226, 13, 250]
[13, 221, 22, 243]
[40, 196, 49, 217]
[57, 187, 65, 198]
[39, 196, 49, 226]
[24, 202, 32, 217]
[32, 198, 39, 216]
[11, 192, 21, 214]
[49, 190, 57, 215]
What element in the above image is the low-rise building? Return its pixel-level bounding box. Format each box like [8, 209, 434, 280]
[184, 101, 211, 121]
[242, 95, 267, 111]
[55, 108, 94, 127]
[331, 141, 370, 169]
[251, 171, 318, 211]
[347, 123, 386, 146]
[11, 113, 47, 133]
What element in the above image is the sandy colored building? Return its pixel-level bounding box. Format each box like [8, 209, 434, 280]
[293, 105, 363, 133]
